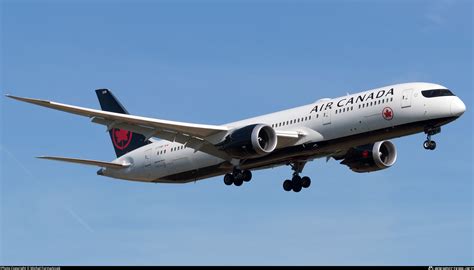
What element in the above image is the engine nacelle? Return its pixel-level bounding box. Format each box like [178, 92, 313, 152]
[216, 124, 278, 158]
[340, 141, 397, 173]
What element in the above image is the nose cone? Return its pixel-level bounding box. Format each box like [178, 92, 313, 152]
[450, 98, 466, 117]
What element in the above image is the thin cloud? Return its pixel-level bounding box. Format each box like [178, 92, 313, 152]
[0, 144, 36, 180]
[1, 145, 94, 234]
[64, 206, 95, 233]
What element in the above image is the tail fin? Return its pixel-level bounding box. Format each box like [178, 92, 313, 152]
[95, 89, 151, 157]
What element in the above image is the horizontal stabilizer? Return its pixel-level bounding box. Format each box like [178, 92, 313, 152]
[37, 156, 130, 169]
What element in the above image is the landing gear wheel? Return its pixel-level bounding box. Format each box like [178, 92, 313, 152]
[292, 175, 302, 184]
[283, 180, 293, 192]
[224, 174, 234, 186]
[429, 140, 436, 150]
[292, 182, 302, 192]
[301, 176, 311, 188]
[292, 175, 302, 193]
[233, 177, 243, 186]
[423, 140, 430, 150]
[242, 170, 252, 182]
[423, 140, 437, 150]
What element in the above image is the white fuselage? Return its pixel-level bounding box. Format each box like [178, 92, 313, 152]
[100, 82, 465, 183]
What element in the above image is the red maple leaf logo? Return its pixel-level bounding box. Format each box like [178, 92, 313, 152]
[115, 129, 129, 143]
[383, 107, 393, 120]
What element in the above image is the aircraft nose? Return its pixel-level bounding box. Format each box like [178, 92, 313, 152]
[450, 97, 466, 117]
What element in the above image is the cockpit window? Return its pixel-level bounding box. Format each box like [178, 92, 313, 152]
[421, 89, 455, 98]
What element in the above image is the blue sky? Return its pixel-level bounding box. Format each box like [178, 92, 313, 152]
[1, 0, 472, 266]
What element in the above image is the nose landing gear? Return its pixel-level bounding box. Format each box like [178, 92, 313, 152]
[423, 126, 440, 150]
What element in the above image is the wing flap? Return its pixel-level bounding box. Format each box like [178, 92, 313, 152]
[37, 156, 129, 169]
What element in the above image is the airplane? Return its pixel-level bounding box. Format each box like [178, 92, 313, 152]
[5, 82, 466, 192]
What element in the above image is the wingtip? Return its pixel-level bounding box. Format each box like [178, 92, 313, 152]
[36, 156, 54, 160]
[4, 94, 50, 104]
[5, 94, 22, 101]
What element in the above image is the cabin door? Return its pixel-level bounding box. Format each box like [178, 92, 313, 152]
[401, 89, 413, 108]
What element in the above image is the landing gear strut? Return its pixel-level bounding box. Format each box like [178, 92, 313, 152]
[282, 162, 311, 193]
[423, 126, 440, 150]
[223, 168, 252, 186]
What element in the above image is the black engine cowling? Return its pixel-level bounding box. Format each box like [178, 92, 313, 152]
[216, 124, 277, 158]
[340, 141, 397, 173]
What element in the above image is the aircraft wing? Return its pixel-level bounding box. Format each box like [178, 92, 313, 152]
[6, 94, 233, 159]
[6, 94, 312, 160]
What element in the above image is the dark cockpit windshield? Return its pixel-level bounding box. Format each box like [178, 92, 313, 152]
[421, 89, 455, 98]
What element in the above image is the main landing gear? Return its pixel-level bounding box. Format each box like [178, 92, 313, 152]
[223, 169, 252, 186]
[423, 126, 440, 151]
[282, 162, 311, 193]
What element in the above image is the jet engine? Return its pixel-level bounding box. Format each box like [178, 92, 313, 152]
[340, 140, 397, 173]
[217, 124, 277, 158]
